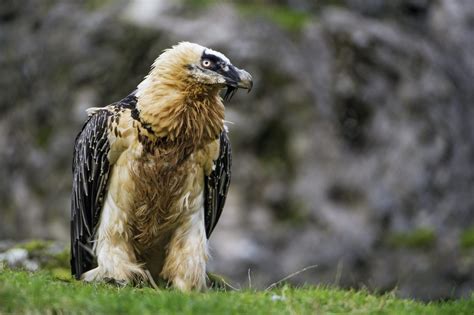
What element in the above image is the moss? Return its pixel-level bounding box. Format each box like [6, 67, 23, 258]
[43, 247, 70, 270]
[84, 0, 113, 11]
[237, 4, 310, 32]
[272, 199, 310, 225]
[387, 228, 436, 249]
[35, 125, 53, 148]
[14, 240, 70, 270]
[183, 0, 215, 9]
[51, 268, 73, 282]
[460, 227, 474, 249]
[16, 240, 52, 252]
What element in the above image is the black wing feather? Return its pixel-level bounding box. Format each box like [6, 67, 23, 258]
[71, 93, 137, 279]
[70, 109, 112, 279]
[204, 131, 232, 238]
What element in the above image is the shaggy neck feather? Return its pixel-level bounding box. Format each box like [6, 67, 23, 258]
[136, 68, 225, 147]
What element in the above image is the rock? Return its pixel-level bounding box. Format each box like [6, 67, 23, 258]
[0, 248, 28, 265]
[0, 248, 39, 271]
[0, 240, 68, 273]
[1, 0, 473, 300]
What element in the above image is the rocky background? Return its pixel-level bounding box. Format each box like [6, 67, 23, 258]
[1, 0, 473, 300]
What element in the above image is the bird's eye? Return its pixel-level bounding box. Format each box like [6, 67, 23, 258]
[202, 59, 212, 68]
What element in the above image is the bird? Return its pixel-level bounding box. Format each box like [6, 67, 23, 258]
[70, 42, 252, 291]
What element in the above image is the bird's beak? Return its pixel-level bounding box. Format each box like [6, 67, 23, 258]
[235, 68, 253, 92]
[222, 65, 253, 101]
[222, 65, 253, 91]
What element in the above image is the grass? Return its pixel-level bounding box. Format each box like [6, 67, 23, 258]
[0, 269, 473, 314]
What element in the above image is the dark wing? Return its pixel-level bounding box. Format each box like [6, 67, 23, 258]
[204, 131, 232, 238]
[70, 109, 112, 279]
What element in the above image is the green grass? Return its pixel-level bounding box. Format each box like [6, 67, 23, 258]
[0, 269, 473, 314]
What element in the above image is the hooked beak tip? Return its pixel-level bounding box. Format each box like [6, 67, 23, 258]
[222, 67, 253, 101]
[237, 69, 253, 92]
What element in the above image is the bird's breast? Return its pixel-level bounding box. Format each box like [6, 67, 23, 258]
[106, 128, 219, 254]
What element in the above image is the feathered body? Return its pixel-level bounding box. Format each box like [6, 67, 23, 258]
[70, 42, 252, 291]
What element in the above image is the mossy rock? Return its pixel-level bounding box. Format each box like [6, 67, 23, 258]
[15, 240, 52, 252]
[387, 228, 436, 249]
[13, 240, 70, 270]
[460, 227, 474, 249]
[237, 3, 310, 32]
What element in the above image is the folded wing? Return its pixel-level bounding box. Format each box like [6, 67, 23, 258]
[70, 110, 112, 279]
[204, 131, 232, 238]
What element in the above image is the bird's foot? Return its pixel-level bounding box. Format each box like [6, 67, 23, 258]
[81, 266, 145, 286]
[104, 277, 128, 287]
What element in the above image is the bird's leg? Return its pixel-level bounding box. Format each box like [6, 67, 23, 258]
[82, 236, 145, 285]
[160, 207, 209, 292]
[82, 195, 146, 284]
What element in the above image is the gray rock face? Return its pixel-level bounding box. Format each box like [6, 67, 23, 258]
[1, 0, 473, 300]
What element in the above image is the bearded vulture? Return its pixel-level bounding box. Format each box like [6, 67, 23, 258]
[70, 42, 252, 291]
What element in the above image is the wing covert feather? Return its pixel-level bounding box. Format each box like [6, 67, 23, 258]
[204, 131, 232, 238]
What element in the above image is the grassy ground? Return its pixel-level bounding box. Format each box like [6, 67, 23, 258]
[0, 269, 473, 314]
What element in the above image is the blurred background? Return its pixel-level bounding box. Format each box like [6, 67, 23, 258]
[1, 0, 473, 300]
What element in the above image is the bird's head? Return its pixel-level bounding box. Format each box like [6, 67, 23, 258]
[140, 42, 253, 101]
